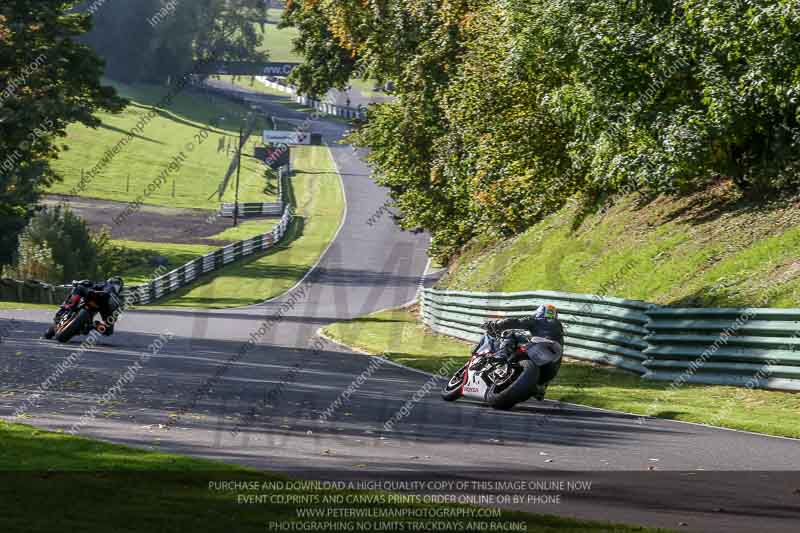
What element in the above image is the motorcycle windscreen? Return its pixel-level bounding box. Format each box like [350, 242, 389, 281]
[525, 338, 563, 366]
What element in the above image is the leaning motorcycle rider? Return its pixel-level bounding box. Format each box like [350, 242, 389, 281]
[482, 304, 565, 398]
[46, 277, 124, 338]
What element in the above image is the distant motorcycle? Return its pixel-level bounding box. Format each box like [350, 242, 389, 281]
[45, 281, 120, 343]
[441, 328, 563, 410]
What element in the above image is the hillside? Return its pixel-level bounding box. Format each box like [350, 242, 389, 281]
[439, 182, 800, 308]
[48, 81, 272, 210]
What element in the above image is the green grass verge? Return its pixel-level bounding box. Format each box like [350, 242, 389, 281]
[145, 145, 344, 309]
[110, 219, 287, 289]
[439, 184, 800, 307]
[258, 8, 302, 62]
[210, 217, 282, 242]
[49, 80, 273, 210]
[0, 302, 56, 311]
[322, 307, 800, 439]
[110, 240, 217, 286]
[0, 420, 659, 532]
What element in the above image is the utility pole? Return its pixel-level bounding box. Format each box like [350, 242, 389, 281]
[233, 126, 243, 227]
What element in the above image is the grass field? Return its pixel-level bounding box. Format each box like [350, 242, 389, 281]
[440, 183, 800, 308]
[49, 81, 274, 210]
[322, 306, 800, 439]
[0, 420, 661, 532]
[143, 145, 344, 308]
[258, 8, 302, 62]
[110, 241, 217, 286]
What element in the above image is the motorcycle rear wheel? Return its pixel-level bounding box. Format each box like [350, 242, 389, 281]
[55, 309, 90, 344]
[485, 359, 539, 410]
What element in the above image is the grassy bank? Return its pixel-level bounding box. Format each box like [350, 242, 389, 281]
[322, 307, 800, 439]
[0, 420, 657, 532]
[146, 145, 344, 308]
[49, 81, 273, 210]
[440, 183, 800, 307]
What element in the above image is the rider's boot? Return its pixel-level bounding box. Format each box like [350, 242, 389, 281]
[533, 383, 548, 401]
[94, 320, 113, 336]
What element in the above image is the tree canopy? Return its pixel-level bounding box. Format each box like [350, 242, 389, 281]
[81, 0, 269, 83]
[282, 0, 800, 259]
[0, 1, 125, 263]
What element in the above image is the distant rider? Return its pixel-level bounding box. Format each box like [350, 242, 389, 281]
[52, 277, 124, 336]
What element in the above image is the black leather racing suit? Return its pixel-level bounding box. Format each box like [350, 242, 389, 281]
[63, 280, 121, 335]
[486, 315, 565, 385]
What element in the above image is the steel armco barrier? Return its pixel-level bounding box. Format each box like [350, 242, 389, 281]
[643, 307, 800, 391]
[122, 160, 293, 305]
[255, 77, 367, 120]
[421, 288, 651, 374]
[120, 206, 291, 306]
[420, 288, 800, 391]
[219, 163, 288, 219]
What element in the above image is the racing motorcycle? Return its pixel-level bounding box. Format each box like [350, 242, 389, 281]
[44, 282, 117, 343]
[441, 328, 563, 410]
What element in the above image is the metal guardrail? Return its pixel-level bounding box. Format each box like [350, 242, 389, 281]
[121, 206, 292, 305]
[219, 163, 288, 218]
[643, 307, 800, 390]
[421, 288, 651, 374]
[0, 279, 70, 305]
[255, 77, 367, 120]
[219, 203, 283, 218]
[421, 288, 800, 391]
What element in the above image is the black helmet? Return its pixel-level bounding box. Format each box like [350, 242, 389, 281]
[107, 277, 124, 295]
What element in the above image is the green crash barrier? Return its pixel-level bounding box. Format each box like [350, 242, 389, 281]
[421, 288, 652, 374]
[420, 288, 800, 391]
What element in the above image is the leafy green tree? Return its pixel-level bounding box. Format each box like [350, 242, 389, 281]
[284, 0, 800, 260]
[0, 1, 126, 264]
[280, 1, 357, 96]
[82, 0, 269, 84]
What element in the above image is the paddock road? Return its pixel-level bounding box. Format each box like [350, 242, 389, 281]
[2, 86, 799, 533]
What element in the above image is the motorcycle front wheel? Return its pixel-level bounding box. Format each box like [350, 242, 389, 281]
[55, 309, 90, 343]
[441, 365, 467, 402]
[485, 359, 539, 410]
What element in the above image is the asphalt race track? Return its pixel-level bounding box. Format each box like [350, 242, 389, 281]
[2, 85, 799, 533]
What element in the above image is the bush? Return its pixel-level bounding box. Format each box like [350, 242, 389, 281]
[0, 204, 139, 284]
[1, 232, 62, 282]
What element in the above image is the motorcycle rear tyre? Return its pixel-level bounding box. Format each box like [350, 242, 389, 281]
[486, 359, 539, 410]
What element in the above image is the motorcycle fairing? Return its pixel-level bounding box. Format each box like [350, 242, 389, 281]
[525, 337, 563, 366]
[462, 355, 491, 400]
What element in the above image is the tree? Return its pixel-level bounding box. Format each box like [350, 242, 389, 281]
[81, 0, 269, 84]
[280, 0, 357, 97]
[0, 1, 126, 264]
[284, 0, 800, 260]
